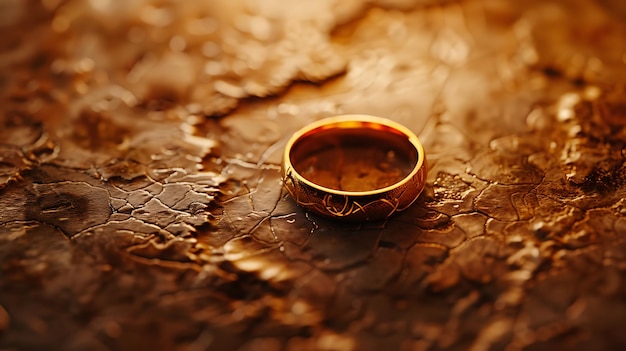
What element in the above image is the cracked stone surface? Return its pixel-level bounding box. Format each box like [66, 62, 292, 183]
[2, 0, 626, 350]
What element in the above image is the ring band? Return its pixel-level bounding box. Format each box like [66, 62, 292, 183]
[281, 114, 427, 221]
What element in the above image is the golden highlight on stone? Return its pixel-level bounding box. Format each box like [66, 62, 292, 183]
[282, 115, 427, 221]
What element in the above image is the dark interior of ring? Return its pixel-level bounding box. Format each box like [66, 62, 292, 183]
[290, 126, 419, 192]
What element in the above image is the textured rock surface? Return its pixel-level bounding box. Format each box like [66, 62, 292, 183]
[2, 0, 626, 350]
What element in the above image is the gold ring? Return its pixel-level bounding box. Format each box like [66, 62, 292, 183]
[281, 114, 427, 221]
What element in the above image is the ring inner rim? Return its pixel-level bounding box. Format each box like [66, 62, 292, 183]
[285, 117, 424, 196]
